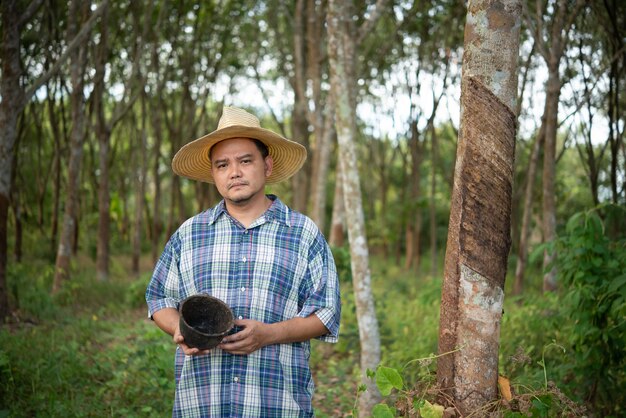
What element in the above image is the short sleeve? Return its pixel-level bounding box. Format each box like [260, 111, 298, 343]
[145, 232, 182, 318]
[297, 234, 341, 343]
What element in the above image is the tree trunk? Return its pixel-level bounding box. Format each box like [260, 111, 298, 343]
[291, 0, 311, 214]
[437, 1, 521, 414]
[541, 66, 560, 292]
[327, 1, 382, 414]
[525, 0, 588, 292]
[328, 158, 346, 248]
[310, 97, 335, 232]
[132, 97, 148, 276]
[307, 0, 331, 231]
[429, 123, 438, 278]
[151, 107, 163, 262]
[10, 138, 22, 263]
[0, 0, 26, 320]
[96, 130, 111, 281]
[53, 0, 90, 293]
[405, 119, 423, 270]
[47, 88, 64, 259]
[94, 3, 110, 281]
[513, 127, 543, 295]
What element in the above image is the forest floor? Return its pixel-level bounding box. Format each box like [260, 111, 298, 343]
[0, 250, 607, 417]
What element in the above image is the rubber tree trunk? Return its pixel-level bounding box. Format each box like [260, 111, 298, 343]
[405, 119, 423, 270]
[437, 1, 521, 414]
[0, 0, 24, 321]
[94, 2, 111, 282]
[327, 0, 382, 414]
[528, 0, 588, 292]
[53, 0, 90, 293]
[328, 159, 345, 248]
[513, 127, 543, 295]
[541, 66, 560, 292]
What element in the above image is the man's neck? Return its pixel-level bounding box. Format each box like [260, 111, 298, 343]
[224, 194, 272, 228]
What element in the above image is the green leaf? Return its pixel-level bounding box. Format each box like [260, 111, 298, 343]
[608, 274, 626, 295]
[419, 400, 444, 418]
[372, 403, 395, 418]
[375, 366, 404, 396]
[566, 212, 585, 233]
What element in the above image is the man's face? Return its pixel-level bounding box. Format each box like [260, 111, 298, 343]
[210, 138, 273, 205]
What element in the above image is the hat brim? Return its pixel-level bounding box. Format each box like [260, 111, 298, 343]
[172, 125, 307, 184]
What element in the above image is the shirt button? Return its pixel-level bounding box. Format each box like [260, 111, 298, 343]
[238, 315, 243, 320]
[244, 230, 249, 234]
[233, 377, 239, 382]
[240, 287, 246, 292]
[242, 256, 247, 262]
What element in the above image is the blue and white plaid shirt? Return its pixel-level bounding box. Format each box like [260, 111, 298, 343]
[146, 195, 341, 417]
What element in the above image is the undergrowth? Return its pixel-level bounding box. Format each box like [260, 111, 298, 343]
[2, 206, 624, 417]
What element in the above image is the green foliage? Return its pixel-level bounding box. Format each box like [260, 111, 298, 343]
[125, 272, 152, 309]
[372, 402, 396, 418]
[0, 263, 174, 417]
[551, 206, 626, 414]
[5, 223, 624, 417]
[375, 366, 404, 396]
[331, 245, 353, 283]
[6, 262, 58, 321]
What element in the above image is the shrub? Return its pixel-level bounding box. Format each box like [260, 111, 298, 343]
[551, 206, 626, 415]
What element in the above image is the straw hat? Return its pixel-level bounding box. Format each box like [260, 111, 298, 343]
[172, 106, 307, 184]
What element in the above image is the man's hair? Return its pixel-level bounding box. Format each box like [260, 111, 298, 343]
[209, 138, 269, 161]
[253, 139, 269, 158]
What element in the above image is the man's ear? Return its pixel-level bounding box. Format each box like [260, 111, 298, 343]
[264, 155, 273, 178]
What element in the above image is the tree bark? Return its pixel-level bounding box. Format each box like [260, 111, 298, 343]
[429, 121, 438, 278]
[132, 97, 149, 276]
[405, 119, 423, 270]
[327, 0, 383, 414]
[513, 127, 543, 295]
[53, 0, 91, 293]
[290, 0, 311, 213]
[0, 0, 25, 321]
[524, 0, 589, 292]
[310, 97, 335, 232]
[540, 66, 560, 292]
[328, 158, 346, 248]
[46, 84, 66, 259]
[150, 101, 164, 262]
[437, 1, 521, 414]
[307, 0, 331, 232]
[94, 3, 111, 281]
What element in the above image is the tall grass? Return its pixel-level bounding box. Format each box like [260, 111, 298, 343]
[2, 226, 622, 416]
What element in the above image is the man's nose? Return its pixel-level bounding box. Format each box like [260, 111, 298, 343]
[229, 163, 242, 178]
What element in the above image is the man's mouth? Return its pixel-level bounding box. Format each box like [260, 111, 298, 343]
[228, 182, 248, 190]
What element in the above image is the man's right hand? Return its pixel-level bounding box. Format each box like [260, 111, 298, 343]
[153, 307, 210, 356]
[173, 325, 211, 356]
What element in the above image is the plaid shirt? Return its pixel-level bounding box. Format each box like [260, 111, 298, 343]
[146, 195, 341, 417]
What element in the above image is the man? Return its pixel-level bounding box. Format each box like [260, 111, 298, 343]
[146, 106, 341, 417]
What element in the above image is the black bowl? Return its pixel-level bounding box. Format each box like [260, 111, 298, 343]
[179, 294, 234, 349]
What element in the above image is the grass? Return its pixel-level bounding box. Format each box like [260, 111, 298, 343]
[0, 250, 600, 417]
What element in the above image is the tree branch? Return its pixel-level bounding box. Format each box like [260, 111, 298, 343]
[18, 0, 45, 28]
[356, 0, 390, 46]
[24, 0, 110, 104]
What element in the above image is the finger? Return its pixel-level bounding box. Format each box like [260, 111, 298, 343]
[219, 343, 251, 355]
[222, 327, 250, 344]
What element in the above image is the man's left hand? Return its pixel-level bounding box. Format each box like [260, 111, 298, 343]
[218, 319, 274, 355]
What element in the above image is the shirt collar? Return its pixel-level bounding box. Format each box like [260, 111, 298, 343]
[206, 194, 292, 227]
